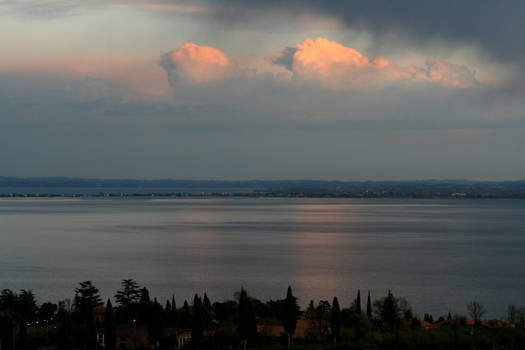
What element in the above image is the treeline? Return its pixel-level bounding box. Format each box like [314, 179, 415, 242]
[1, 280, 525, 350]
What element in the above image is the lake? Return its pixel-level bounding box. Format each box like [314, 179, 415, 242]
[1, 197, 524, 319]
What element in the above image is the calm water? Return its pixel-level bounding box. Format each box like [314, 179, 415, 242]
[1, 197, 524, 319]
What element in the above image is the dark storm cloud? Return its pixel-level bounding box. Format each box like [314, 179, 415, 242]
[6, 1, 524, 63]
[211, 0, 525, 62]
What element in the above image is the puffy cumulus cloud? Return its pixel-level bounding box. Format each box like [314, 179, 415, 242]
[270, 38, 478, 88]
[154, 40, 520, 131]
[160, 43, 240, 84]
[162, 39, 479, 92]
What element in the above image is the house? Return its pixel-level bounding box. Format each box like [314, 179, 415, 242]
[162, 328, 192, 348]
[94, 305, 106, 323]
[257, 319, 329, 339]
[116, 325, 150, 349]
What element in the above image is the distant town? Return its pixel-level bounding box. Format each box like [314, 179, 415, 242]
[1, 177, 525, 199]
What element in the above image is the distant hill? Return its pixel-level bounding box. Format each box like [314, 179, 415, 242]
[1, 177, 525, 198]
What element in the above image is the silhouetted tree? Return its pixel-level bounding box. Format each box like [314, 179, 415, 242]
[424, 313, 434, 323]
[179, 300, 192, 328]
[104, 299, 116, 350]
[192, 294, 203, 347]
[165, 299, 171, 314]
[40, 302, 58, 322]
[283, 286, 297, 347]
[140, 287, 151, 304]
[237, 289, 257, 350]
[508, 305, 519, 324]
[18, 289, 37, 318]
[73, 281, 102, 321]
[148, 298, 164, 347]
[0, 289, 20, 350]
[374, 290, 400, 330]
[331, 297, 341, 343]
[305, 300, 316, 328]
[170, 296, 178, 327]
[73, 281, 102, 349]
[399, 297, 413, 320]
[366, 291, 372, 318]
[213, 300, 237, 326]
[115, 279, 141, 307]
[353, 290, 362, 314]
[316, 300, 331, 337]
[15, 289, 37, 348]
[467, 301, 486, 324]
[58, 308, 75, 350]
[202, 293, 213, 329]
[448, 311, 452, 321]
[135, 287, 152, 326]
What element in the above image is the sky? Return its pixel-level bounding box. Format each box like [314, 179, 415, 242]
[1, 0, 525, 180]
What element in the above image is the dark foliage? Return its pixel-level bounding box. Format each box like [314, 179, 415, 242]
[192, 294, 203, 346]
[283, 286, 297, 343]
[104, 299, 116, 350]
[237, 289, 258, 347]
[3, 282, 525, 350]
[331, 297, 341, 341]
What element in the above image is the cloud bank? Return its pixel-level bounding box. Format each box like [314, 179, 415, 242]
[154, 38, 524, 132]
[269, 38, 478, 88]
[161, 38, 479, 90]
[207, 0, 525, 63]
[1, 40, 524, 179]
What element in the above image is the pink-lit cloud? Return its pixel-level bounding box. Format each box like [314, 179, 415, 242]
[161, 43, 239, 84]
[269, 37, 478, 88]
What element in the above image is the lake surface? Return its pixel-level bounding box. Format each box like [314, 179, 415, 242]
[1, 197, 524, 319]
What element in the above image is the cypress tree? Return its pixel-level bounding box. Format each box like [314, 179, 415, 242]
[331, 297, 341, 343]
[171, 296, 178, 327]
[192, 294, 203, 347]
[283, 286, 297, 348]
[104, 299, 116, 350]
[202, 293, 213, 329]
[366, 291, 372, 318]
[355, 290, 362, 314]
[148, 298, 164, 346]
[165, 300, 171, 327]
[137, 287, 151, 326]
[237, 288, 257, 350]
[140, 287, 150, 305]
[179, 300, 191, 328]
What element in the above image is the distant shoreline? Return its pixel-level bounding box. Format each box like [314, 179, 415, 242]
[1, 192, 525, 199]
[2, 177, 525, 199]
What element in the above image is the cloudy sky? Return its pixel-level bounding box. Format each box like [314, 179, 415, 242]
[1, 0, 524, 180]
